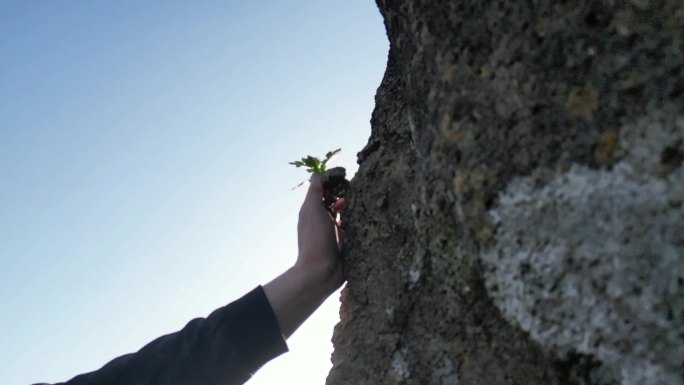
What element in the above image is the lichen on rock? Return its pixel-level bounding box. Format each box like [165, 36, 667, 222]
[483, 162, 683, 385]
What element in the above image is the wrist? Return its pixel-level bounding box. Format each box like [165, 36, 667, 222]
[294, 255, 344, 296]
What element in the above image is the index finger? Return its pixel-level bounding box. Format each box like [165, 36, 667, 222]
[332, 197, 346, 214]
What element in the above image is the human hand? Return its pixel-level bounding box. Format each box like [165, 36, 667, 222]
[296, 172, 345, 291]
[263, 172, 346, 338]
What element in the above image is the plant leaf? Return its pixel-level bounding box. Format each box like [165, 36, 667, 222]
[289, 148, 342, 178]
[322, 148, 341, 169]
[325, 148, 341, 161]
[304, 156, 318, 168]
[290, 180, 305, 190]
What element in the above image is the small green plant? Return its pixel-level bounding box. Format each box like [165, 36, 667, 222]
[289, 148, 341, 189]
[289, 148, 341, 174]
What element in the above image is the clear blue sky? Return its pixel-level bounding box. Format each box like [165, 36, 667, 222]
[0, 1, 387, 384]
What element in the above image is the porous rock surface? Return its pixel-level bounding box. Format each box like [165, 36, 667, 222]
[327, 1, 683, 385]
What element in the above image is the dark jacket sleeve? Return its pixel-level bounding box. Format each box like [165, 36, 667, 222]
[36, 286, 288, 385]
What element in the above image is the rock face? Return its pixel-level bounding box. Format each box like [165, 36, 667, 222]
[327, 1, 683, 385]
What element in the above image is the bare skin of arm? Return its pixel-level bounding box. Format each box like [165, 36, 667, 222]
[263, 173, 345, 338]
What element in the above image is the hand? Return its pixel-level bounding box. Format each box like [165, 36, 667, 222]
[296, 173, 345, 291]
[263, 172, 346, 338]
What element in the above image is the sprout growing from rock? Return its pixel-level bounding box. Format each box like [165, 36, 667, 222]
[289, 149, 349, 214]
[289, 148, 341, 174]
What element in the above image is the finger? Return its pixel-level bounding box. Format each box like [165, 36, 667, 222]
[332, 197, 346, 214]
[304, 173, 324, 206]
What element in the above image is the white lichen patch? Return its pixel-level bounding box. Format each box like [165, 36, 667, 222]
[431, 353, 460, 385]
[408, 249, 425, 288]
[615, 105, 684, 174]
[389, 349, 411, 382]
[482, 162, 684, 385]
[408, 266, 421, 285]
[385, 306, 395, 318]
[482, 106, 684, 385]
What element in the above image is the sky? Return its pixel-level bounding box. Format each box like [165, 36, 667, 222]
[0, 1, 388, 384]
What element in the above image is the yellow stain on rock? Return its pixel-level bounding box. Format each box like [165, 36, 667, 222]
[479, 64, 492, 79]
[453, 172, 467, 194]
[566, 83, 600, 118]
[453, 168, 496, 196]
[439, 114, 468, 143]
[474, 218, 496, 247]
[594, 130, 619, 166]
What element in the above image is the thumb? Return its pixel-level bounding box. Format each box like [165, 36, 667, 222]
[304, 173, 324, 206]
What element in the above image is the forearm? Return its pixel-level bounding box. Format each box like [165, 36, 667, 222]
[263, 259, 343, 339]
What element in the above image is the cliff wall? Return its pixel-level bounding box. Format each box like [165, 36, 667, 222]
[328, 1, 683, 384]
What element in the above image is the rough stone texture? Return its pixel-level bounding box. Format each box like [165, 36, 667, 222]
[482, 110, 684, 385]
[328, 1, 683, 385]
